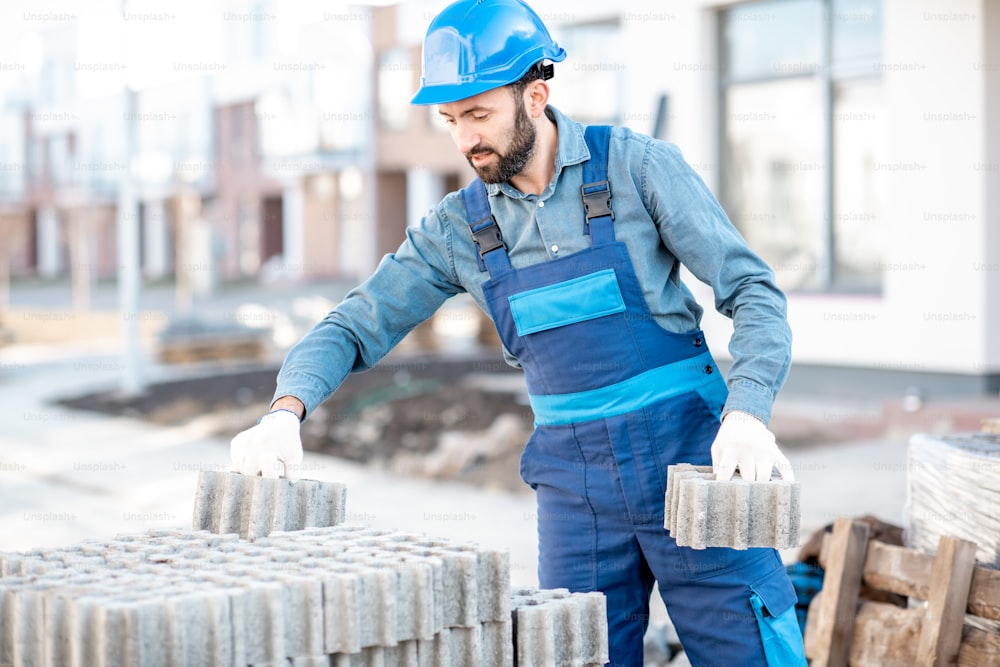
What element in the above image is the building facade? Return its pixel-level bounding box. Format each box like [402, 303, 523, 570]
[0, 0, 997, 393]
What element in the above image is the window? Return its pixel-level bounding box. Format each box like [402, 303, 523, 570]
[719, 0, 885, 293]
[549, 19, 623, 125]
[378, 48, 414, 131]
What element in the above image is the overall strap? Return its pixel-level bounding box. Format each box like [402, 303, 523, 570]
[581, 125, 615, 245]
[462, 178, 513, 275]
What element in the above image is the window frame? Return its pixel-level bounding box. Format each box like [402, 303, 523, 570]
[717, 0, 883, 294]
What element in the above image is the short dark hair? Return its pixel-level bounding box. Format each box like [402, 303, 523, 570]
[508, 62, 552, 99]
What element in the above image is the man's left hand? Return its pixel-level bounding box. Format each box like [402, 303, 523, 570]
[711, 410, 794, 482]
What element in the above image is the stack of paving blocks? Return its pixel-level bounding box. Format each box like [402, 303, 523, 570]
[0, 471, 609, 666]
[664, 463, 800, 550]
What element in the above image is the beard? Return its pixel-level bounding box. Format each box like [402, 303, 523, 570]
[465, 95, 536, 184]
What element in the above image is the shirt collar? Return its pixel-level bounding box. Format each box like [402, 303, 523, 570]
[488, 105, 590, 200]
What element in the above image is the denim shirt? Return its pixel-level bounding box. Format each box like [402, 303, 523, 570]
[274, 106, 791, 425]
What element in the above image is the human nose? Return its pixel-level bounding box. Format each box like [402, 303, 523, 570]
[451, 121, 481, 155]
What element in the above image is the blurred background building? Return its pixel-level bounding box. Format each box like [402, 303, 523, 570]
[0, 0, 997, 395]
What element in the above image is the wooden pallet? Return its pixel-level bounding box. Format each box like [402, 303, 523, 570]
[804, 517, 1000, 666]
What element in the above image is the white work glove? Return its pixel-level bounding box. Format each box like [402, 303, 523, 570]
[230, 409, 304, 480]
[711, 410, 794, 483]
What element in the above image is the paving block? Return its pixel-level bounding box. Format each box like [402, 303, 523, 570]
[511, 587, 609, 667]
[193, 470, 347, 541]
[664, 463, 800, 550]
[480, 620, 513, 667]
[445, 625, 480, 667]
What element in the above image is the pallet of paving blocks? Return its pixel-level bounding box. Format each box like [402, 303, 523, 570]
[0, 470, 609, 667]
[804, 517, 1000, 666]
[664, 463, 800, 550]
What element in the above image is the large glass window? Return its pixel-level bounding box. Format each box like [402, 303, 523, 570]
[548, 20, 623, 125]
[720, 0, 884, 293]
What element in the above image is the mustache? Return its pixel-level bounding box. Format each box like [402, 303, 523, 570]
[466, 145, 494, 159]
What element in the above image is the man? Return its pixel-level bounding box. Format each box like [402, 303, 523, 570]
[231, 0, 806, 664]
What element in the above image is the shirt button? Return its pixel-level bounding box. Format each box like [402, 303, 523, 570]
[538, 201, 545, 208]
[550, 245, 559, 254]
[693, 337, 703, 347]
[704, 364, 714, 374]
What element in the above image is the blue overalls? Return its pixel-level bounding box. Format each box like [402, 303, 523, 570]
[463, 127, 806, 666]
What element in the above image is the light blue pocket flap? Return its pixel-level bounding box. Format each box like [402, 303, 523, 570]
[508, 269, 626, 336]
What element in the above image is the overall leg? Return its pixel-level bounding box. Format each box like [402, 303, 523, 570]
[638, 527, 805, 666]
[627, 389, 806, 666]
[521, 421, 656, 666]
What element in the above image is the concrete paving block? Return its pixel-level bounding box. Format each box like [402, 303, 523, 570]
[390, 545, 446, 639]
[225, 471, 254, 536]
[511, 588, 609, 667]
[1, 552, 25, 577]
[476, 547, 511, 623]
[664, 464, 800, 550]
[109, 598, 170, 667]
[416, 629, 449, 667]
[375, 556, 436, 642]
[221, 585, 249, 667]
[165, 590, 213, 667]
[238, 581, 287, 664]
[192, 468, 224, 534]
[446, 625, 481, 667]
[389, 539, 478, 628]
[383, 639, 420, 667]
[321, 568, 363, 654]
[67, 594, 106, 667]
[274, 574, 324, 657]
[480, 620, 513, 667]
[197, 471, 350, 541]
[330, 643, 421, 667]
[291, 656, 333, 667]
[41, 586, 92, 667]
[512, 597, 556, 667]
[247, 477, 282, 540]
[300, 478, 348, 529]
[5, 586, 44, 667]
[577, 592, 609, 666]
[359, 564, 398, 648]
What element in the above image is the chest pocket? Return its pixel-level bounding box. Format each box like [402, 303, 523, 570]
[507, 268, 626, 336]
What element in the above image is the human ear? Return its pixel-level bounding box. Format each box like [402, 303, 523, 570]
[526, 80, 550, 117]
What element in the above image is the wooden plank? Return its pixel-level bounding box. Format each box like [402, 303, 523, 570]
[958, 625, 1000, 665]
[968, 567, 1000, 622]
[806, 518, 870, 667]
[916, 536, 978, 666]
[848, 600, 922, 667]
[863, 540, 934, 600]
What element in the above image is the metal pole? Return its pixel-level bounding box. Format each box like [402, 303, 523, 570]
[118, 86, 144, 395]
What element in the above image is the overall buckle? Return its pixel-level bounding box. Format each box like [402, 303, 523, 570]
[470, 217, 504, 258]
[581, 181, 614, 222]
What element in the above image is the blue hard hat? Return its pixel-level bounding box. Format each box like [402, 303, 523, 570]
[411, 0, 566, 106]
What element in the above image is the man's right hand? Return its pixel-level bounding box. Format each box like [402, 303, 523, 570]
[230, 408, 304, 480]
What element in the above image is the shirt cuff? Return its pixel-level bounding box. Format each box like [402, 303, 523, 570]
[272, 372, 333, 420]
[722, 378, 775, 426]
